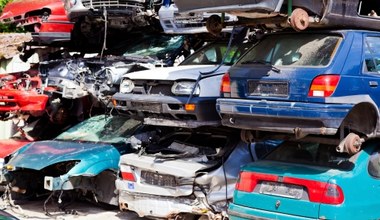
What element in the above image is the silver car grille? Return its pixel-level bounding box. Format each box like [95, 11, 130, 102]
[81, 0, 146, 9]
[132, 80, 174, 96]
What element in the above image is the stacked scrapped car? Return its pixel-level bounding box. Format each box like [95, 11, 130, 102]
[174, 0, 380, 33]
[112, 37, 251, 128]
[115, 126, 278, 219]
[0, 0, 74, 44]
[3, 114, 143, 208]
[0, 66, 48, 121]
[217, 29, 380, 151]
[65, 0, 164, 44]
[228, 138, 380, 220]
[39, 33, 188, 124]
[158, 2, 238, 35]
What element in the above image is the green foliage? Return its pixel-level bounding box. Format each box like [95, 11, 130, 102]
[0, 0, 25, 32]
[0, 23, 24, 32]
[0, 0, 11, 14]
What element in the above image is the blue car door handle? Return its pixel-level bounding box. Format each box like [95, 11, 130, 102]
[369, 81, 378, 87]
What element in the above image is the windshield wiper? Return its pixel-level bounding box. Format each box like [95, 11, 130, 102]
[241, 60, 281, 73]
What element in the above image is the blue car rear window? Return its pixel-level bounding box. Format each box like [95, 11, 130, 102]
[238, 34, 342, 67]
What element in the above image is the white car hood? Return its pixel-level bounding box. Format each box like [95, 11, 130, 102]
[124, 65, 230, 81]
[120, 153, 213, 177]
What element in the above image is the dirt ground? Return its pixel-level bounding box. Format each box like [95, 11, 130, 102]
[0, 198, 147, 220]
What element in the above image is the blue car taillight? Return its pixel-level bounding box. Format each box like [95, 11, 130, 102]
[308, 74, 341, 97]
[220, 72, 231, 97]
[235, 171, 344, 205]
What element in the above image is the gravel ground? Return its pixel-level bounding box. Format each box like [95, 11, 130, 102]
[0, 197, 146, 220]
[0, 33, 32, 59]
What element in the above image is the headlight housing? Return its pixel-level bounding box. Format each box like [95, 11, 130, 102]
[171, 81, 200, 96]
[119, 79, 134, 93]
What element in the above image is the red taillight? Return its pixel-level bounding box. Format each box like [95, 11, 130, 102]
[321, 183, 344, 205]
[235, 171, 277, 192]
[236, 172, 256, 192]
[220, 72, 231, 94]
[308, 75, 340, 97]
[121, 172, 136, 182]
[283, 176, 344, 205]
[236, 172, 344, 205]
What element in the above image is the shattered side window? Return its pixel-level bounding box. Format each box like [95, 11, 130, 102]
[363, 36, 380, 73]
[181, 42, 243, 66]
[368, 150, 380, 178]
[238, 34, 341, 67]
[358, 1, 380, 17]
[55, 115, 141, 143]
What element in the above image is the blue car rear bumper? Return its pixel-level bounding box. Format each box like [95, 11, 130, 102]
[216, 98, 354, 135]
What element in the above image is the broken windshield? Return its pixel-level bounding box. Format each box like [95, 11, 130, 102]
[238, 34, 341, 67]
[122, 35, 184, 60]
[180, 42, 250, 66]
[55, 115, 141, 144]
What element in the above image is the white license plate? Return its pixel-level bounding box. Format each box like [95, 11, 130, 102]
[259, 181, 303, 199]
[0, 102, 5, 105]
[140, 170, 176, 187]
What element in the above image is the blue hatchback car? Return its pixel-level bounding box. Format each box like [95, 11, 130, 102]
[228, 138, 380, 220]
[217, 29, 380, 152]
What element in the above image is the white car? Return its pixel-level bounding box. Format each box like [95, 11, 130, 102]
[112, 40, 252, 128]
[115, 125, 279, 219]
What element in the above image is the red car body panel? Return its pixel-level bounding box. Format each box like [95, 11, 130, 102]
[0, 139, 30, 158]
[0, 70, 49, 113]
[0, 0, 73, 43]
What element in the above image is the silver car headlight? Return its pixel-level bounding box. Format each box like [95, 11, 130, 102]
[171, 81, 200, 95]
[119, 79, 134, 93]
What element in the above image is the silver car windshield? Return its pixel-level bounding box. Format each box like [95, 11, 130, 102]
[238, 34, 342, 67]
[55, 115, 141, 143]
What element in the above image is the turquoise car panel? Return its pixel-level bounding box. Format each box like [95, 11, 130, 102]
[8, 140, 121, 175]
[228, 202, 315, 220]
[318, 147, 380, 220]
[233, 160, 349, 219]
[229, 140, 380, 220]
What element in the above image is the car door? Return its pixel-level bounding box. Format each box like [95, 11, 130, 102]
[361, 34, 380, 107]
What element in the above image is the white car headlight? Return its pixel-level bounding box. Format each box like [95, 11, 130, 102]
[171, 81, 200, 95]
[119, 79, 134, 93]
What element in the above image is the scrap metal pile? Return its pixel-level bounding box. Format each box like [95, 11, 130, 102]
[0, 0, 380, 220]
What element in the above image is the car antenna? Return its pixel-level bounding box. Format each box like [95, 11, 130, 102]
[100, 7, 108, 59]
[186, 26, 243, 105]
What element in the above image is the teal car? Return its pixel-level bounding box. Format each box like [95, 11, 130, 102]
[229, 138, 380, 220]
[3, 114, 143, 207]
